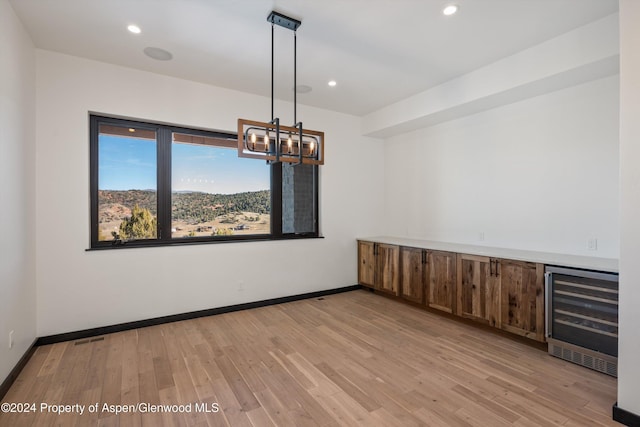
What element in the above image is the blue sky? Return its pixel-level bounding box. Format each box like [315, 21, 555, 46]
[99, 135, 270, 194]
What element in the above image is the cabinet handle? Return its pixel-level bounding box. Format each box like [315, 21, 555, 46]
[489, 259, 494, 276]
[495, 259, 500, 277]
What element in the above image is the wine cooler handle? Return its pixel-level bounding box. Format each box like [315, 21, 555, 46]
[544, 272, 552, 338]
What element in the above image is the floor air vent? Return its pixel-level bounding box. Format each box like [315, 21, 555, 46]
[74, 336, 105, 346]
[548, 340, 617, 377]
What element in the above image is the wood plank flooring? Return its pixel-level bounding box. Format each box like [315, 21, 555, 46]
[0, 290, 620, 426]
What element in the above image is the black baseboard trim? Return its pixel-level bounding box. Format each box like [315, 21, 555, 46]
[0, 338, 38, 401]
[36, 285, 362, 346]
[614, 403, 640, 426]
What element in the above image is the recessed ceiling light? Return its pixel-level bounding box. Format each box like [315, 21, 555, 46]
[143, 47, 173, 61]
[442, 4, 458, 16]
[127, 24, 141, 34]
[328, 80, 337, 87]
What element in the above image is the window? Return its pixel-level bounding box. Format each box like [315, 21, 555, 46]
[90, 115, 319, 248]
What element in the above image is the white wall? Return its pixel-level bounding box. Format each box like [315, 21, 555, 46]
[0, 0, 36, 380]
[383, 75, 619, 258]
[617, 0, 640, 418]
[34, 50, 385, 337]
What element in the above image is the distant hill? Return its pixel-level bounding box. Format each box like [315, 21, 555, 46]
[99, 189, 157, 215]
[98, 189, 270, 224]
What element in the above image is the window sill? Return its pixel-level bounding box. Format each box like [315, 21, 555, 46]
[86, 234, 324, 251]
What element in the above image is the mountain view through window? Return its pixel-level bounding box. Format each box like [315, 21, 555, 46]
[97, 125, 270, 242]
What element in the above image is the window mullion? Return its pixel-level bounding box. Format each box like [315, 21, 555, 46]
[157, 127, 172, 241]
[271, 162, 283, 237]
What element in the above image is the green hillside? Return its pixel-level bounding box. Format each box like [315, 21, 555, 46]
[98, 189, 270, 224]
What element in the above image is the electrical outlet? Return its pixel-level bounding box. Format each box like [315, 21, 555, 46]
[478, 232, 485, 242]
[9, 330, 14, 349]
[588, 238, 598, 251]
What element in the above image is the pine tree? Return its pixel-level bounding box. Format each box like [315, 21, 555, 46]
[117, 205, 157, 239]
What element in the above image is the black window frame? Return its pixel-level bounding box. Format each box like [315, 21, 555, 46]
[89, 114, 320, 249]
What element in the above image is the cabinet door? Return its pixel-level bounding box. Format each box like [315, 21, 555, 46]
[357, 241, 375, 288]
[499, 259, 544, 341]
[400, 247, 425, 303]
[427, 251, 457, 313]
[456, 254, 501, 327]
[376, 244, 400, 296]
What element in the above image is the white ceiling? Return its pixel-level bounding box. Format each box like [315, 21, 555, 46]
[10, 0, 618, 116]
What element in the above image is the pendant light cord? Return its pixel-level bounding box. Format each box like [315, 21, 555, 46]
[294, 30, 297, 125]
[270, 19, 299, 125]
[271, 22, 274, 121]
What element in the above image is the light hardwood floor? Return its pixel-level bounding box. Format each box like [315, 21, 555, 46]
[0, 290, 620, 426]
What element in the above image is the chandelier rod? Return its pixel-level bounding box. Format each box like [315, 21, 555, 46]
[271, 22, 275, 121]
[294, 30, 297, 125]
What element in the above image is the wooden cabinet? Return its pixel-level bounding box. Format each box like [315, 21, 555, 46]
[357, 240, 546, 342]
[499, 259, 544, 341]
[357, 241, 400, 296]
[457, 255, 544, 340]
[427, 251, 457, 313]
[398, 248, 457, 310]
[456, 254, 501, 327]
[358, 241, 376, 288]
[376, 244, 400, 296]
[400, 247, 425, 303]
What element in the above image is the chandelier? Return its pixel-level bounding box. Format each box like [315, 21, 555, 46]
[237, 11, 324, 165]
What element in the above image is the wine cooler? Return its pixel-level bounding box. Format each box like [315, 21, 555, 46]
[545, 266, 618, 377]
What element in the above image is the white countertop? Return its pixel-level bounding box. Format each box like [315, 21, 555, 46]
[358, 236, 618, 273]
